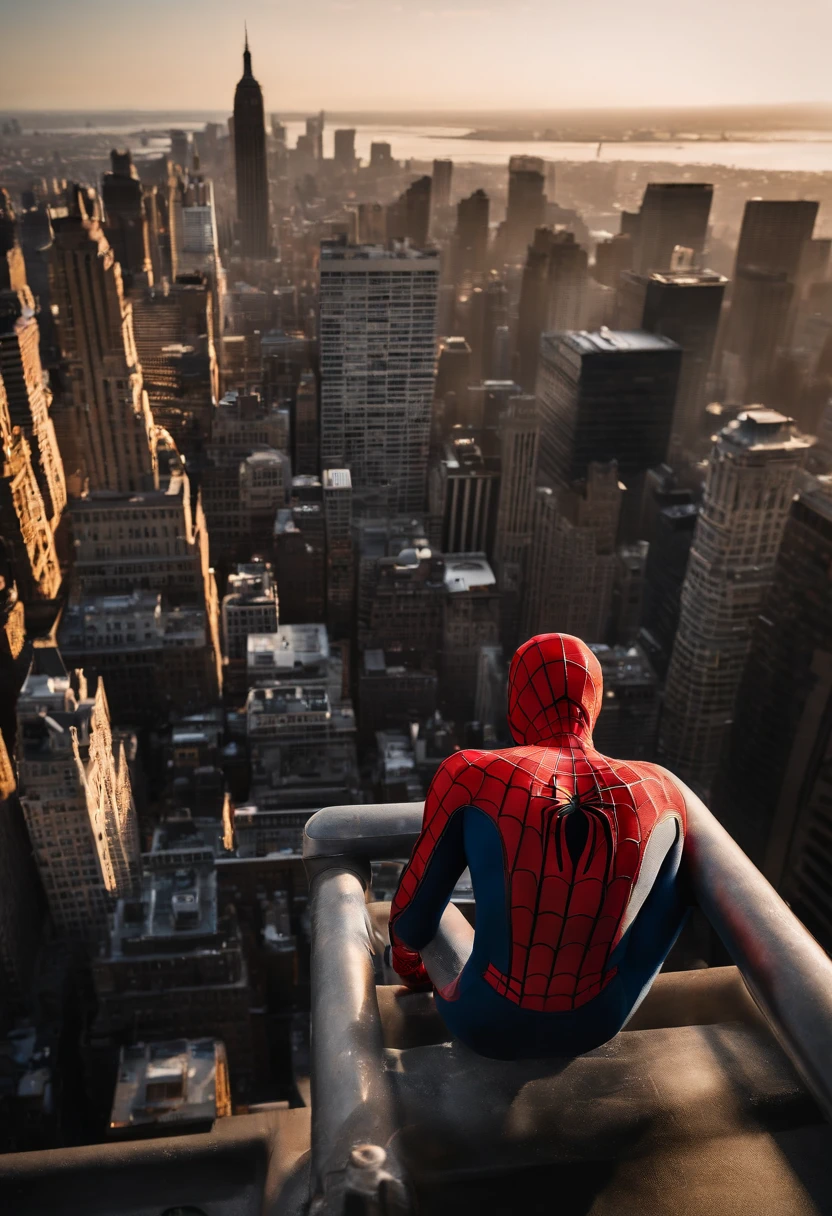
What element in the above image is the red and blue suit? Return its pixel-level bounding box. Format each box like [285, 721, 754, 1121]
[389, 634, 688, 1059]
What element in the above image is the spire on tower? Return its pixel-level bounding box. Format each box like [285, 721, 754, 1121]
[243, 23, 252, 76]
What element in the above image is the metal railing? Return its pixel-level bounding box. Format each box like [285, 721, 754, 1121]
[302, 793, 832, 1211]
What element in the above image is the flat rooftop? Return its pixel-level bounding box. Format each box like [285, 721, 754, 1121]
[553, 329, 681, 356]
[443, 554, 497, 594]
[109, 1039, 229, 1137]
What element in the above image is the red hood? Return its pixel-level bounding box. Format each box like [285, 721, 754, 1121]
[507, 634, 603, 746]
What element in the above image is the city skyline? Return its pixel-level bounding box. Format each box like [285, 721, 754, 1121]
[3, 0, 832, 111]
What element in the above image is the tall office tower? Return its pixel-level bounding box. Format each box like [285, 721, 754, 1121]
[536, 330, 681, 495]
[625, 269, 727, 455]
[356, 203, 386, 245]
[453, 189, 489, 279]
[440, 554, 501, 719]
[638, 501, 699, 678]
[233, 33, 270, 259]
[0, 370, 61, 603]
[592, 233, 632, 288]
[503, 156, 546, 260]
[0, 287, 66, 527]
[101, 149, 152, 288]
[493, 396, 539, 634]
[294, 370, 319, 475]
[517, 229, 588, 391]
[432, 160, 453, 212]
[319, 241, 439, 516]
[17, 655, 140, 942]
[722, 268, 794, 404]
[323, 468, 354, 640]
[524, 462, 622, 642]
[734, 199, 818, 280]
[0, 191, 26, 293]
[222, 561, 278, 657]
[306, 111, 325, 159]
[659, 410, 811, 790]
[0, 726, 44, 1010]
[713, 481, 832, 871]
[273, 484, 326, 623]
[334, 128, 357, 170]
[429, 432, 500, 557]
[50, 198, 156, 493]
[369, 142, 393, 171]
[435, 336, 472, 430]
[589, 643, 659, 761]
[19, 200, 58, 364]
[481, 278, 509, 380]
[178, 176, 220, 274]
[169, 129, 191, 171]
[628, 183, 713, 274]
[387, 176, 432, 248]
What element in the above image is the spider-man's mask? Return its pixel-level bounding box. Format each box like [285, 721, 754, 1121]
[507, 634, 603, 748]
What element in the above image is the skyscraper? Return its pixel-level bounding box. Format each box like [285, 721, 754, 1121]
[387, 177, 432, 249]
[319, 240, 439, 515]
[0, 285, 66, 527]
[50, 194, 156, 493]
[429, 432, 500, 557]
[524, 462, 622, 643]
[233, 32, 270, 259]
[0, 726, 44, 1009]
[503, 156, 546, 260]
[629, 269, 727, 455]
[535, 329, 681, 490]
[323, 468, 354, 641]
[734, 199, 818, 281]
[628, 183, 713, 274]
[17, 654, 140, 942]
[454, 189, 489, 279]
[101, 149, 152, 287]
[334, 129, 357, 170]
[659, 410, 812, 789]
[0, 368, 61, 604]
[517, 229, 588, 391]
[432, 160, 453, 212]
[714, 481, 832, 869]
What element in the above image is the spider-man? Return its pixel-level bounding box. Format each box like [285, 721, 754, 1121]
[389, 633, 688, 1059]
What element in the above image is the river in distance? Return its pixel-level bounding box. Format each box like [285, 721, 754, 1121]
[19, 115, 832, 173]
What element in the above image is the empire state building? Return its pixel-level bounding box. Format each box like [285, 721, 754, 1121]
[233, 33, 270, 258]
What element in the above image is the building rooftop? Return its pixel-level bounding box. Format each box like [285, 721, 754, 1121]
[589, 643, 658, 688]
[322, 468, 352, 491]
[320, 241, 439, 264]
[108, 1039, 230, 1138]
[721, 408, 814, 454]
[443, 554, 497, 594]
[247, 624, 330, 673]
[554, 328, 682, 356]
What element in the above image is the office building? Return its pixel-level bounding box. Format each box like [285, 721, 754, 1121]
[638, 501, 699, 678]
[0, 284, 66, 526]
[333, 128, 356, 170]
[524, 462, 622, 643]
[101, 149, 152, 287]
[233, 33, 270, 258]
[714, 481, 832, 869]
[50, 195, 156, 492]
[221, 562, 278, 703]
[322, 468, 354, 640]
[535, 329, 681, 491]
[660, 410, 812, 789]
[358, 650, 438, 744]
[17, 656, 140, 941]
[108, 1039, 231, 1140]
[387, 177, 432, 249]
[588, 644, 659, 761]
[432, 159, 453, 212]
[294, 371, 319, 476]
[503, 156, 546, 259]
[319, 241, 439, 515]
[593, 234, 632, 288]
[0, 728, 44, 1009]
[493, 395, 540, 646]
[734, 199, 818, 280]
[517, 228, 588, 391]
[429, 432, 500, 557]
[635, 269, 727, 453]
[0, 370, 61, 604]
[58, 592, 221, 723]
[435, 337, 472, 431]
[92, 845, 253, 1096]
[440, 554, 500, 717]
[627, 183, 713, 274]
[722, 268, 795, 404]
[454, 189, 489, 279]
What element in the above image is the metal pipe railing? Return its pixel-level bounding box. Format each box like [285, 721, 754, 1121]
[683, 786, 832, 1123]
[304, 793, 832, 1149]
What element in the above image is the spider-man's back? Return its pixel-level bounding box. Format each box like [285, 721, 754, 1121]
[390, 635, 688, 1058]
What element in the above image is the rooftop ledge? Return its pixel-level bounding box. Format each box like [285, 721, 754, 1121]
[2, 795, 832, 1215]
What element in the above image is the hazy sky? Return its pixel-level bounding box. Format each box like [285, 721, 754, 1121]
[2, 0, 832, 112]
